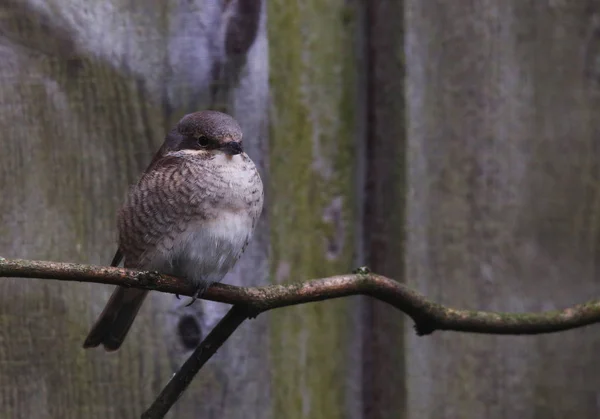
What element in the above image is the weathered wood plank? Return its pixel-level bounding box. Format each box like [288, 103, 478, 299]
[405, 1, 600, 418]
[267, 1, 361, 418]
[0, 1, 269, 417]
[362, 0, 406, 418]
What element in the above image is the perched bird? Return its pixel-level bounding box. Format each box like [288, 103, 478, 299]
[83, 110, 263, 351]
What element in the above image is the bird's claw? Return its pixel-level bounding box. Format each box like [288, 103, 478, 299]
[184, 286, 205, 307]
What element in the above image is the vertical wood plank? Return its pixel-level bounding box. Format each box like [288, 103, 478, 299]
[362, 0, 406, 418]
[0, 1, 270, 417]
[267, 0, 361, 418]
[405, 1, 600, 418]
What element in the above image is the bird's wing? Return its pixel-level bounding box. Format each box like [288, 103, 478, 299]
[108, 147, 172, 270]
[118, 155, 204, 268]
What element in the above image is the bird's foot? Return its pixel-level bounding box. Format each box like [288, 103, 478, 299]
[185, 285, 206, 307]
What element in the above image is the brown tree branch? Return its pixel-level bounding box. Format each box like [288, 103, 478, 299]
[2, 256, 600, 335]
[3, 256, 600, 418]
[141, 304, 252, 419]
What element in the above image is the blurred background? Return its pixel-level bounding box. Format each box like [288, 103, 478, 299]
[1, 0, 599, 418]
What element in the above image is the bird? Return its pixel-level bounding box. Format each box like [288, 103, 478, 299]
[83, 110, 263, 351]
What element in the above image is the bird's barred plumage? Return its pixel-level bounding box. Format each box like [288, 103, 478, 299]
[83, 110, 263, 351]
[120, 150, 263, 282]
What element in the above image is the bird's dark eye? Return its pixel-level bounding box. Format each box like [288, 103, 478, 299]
[197, 136, 210, 147]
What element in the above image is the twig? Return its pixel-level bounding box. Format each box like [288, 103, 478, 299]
[141, 304, 252, 419]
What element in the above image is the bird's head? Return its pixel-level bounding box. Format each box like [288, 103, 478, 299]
[164, 110, 244, 157]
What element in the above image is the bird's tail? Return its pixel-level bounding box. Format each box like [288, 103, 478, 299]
[82, 287, 148, 351]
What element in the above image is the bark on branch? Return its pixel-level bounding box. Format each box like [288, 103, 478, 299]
[1, 257, 600, 335]
[3, 256, 600, 418]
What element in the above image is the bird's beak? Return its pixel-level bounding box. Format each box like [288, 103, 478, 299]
[222, 141, 243, 155]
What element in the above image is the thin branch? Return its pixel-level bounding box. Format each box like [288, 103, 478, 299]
[3, 257, 600, 419]
[1, 257, 600, 335]
[141, 304, 252, 419]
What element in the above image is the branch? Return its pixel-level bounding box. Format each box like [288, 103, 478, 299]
[1, 257, 600, 335]
[141, 305, 252, 419]
[3, 257, 600, 419]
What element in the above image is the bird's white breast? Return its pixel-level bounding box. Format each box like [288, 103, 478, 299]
[200, 211, 254, 252]
[159, 211, 253, 286]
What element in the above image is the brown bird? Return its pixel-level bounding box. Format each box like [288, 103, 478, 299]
[83, 110, 263, 351]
